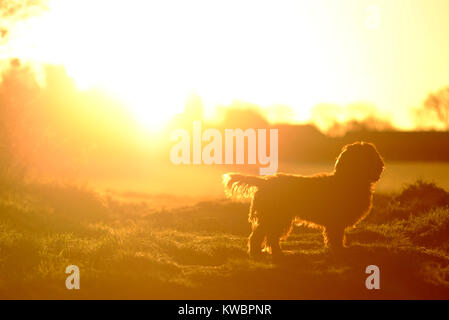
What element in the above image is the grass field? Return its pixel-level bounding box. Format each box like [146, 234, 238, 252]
[1, 179, 449, 299]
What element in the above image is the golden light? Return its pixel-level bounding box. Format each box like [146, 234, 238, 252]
[3, 0, 449, 130]
[2, 0, 358, 129]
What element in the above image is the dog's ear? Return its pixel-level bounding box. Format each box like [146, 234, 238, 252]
[334, 141, 384, 183]
[334, 142, 360, 176]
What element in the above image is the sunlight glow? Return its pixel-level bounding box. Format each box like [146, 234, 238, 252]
[2, 0, 356, 128]
[3, 0, 449, 130]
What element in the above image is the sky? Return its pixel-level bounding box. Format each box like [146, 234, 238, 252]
[1, 0, 449, 130]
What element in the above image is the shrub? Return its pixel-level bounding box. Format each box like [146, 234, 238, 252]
[367, 180, 449, 224]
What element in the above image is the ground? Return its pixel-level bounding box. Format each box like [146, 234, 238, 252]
[1, 180, 449, 299]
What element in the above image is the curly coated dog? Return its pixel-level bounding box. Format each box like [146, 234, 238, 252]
[223, 141, 384, 258]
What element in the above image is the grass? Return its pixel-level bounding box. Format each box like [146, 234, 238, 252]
[1, 180, 449, 299]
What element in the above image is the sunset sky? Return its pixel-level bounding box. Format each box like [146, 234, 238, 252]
[1, 0, 449, 129]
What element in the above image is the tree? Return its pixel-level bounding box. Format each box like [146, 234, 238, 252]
[0, 60, 38, 187]
[423, 87, 449, 129]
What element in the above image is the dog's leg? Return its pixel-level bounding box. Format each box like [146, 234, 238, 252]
[267, 233, 283, 258]
[323, 226, 347, 250]
[248, 223, 266, 258]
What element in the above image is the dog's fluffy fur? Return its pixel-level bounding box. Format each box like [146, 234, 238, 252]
[223, 141, 384, 257]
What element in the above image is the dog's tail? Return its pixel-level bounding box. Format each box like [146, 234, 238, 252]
[222, 173, 267, 202]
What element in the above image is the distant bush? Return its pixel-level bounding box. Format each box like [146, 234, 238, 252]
[396, 180, 449, 212]
[368, 180, 449, 224]
[352, 180, 449, 252]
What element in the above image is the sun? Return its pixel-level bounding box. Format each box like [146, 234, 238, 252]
[3, 0, 367, 128]
[37, 0, 193, 129]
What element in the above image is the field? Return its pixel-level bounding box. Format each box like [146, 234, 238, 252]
[2, 0, 449, 302]
[1, 178, 449, 299]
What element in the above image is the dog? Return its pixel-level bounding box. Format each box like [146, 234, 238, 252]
[222, 141, 384, 257]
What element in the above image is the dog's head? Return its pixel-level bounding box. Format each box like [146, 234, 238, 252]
[334, 141, 384, 183]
